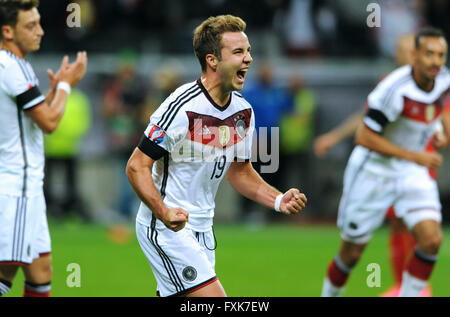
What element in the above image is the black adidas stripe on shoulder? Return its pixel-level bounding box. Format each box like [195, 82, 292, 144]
[162, 89, 202, 131]
[5, 50, 33, 83]
[157, 83, 200, 129]
[380, 74, 411, 110]
[18, 60, 33, 83]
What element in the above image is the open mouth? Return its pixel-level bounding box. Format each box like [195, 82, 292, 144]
[236, 69, 247, 81]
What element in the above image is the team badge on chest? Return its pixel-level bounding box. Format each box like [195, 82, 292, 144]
[235, 119, 246, 139]
[425, 105, 435, 122]
[219, 126, 230, 146]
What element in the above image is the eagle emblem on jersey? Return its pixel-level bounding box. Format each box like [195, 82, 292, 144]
[234, 114, 247, 139]
[148, 126, 166, 144]
[182, 266, 197, 281]
[219, 126, 230, 146]
[425, 105, 435, 122]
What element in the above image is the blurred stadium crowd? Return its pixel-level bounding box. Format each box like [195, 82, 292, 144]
[39, 0, 450, 58]
[32, 0, 450, 224]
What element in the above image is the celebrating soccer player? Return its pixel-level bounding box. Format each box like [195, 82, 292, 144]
[126, 15, 307, 297]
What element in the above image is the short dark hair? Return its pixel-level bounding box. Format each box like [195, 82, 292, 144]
[415, 27, 446, 49]
[0, 0, 39, 27]
[193, 15, 246, 72]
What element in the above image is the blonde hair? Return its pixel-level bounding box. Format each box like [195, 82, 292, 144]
[193, 15, 246, 72]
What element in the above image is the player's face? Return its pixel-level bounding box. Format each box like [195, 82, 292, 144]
[414, 36, 448, 81]
[217, 32, 253, 92]
[13, 8, 44, 55]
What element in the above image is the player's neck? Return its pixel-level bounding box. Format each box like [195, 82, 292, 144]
[0, 41, 26, 59]
[200, 74, 231, 107]
[412, 67, 434, 92]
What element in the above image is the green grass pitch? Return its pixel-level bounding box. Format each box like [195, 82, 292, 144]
[4, 221, 450, 297]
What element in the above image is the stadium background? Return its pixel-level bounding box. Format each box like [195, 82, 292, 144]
[6, 0, 450, 296]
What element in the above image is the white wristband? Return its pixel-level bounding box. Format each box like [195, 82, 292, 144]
[274, 194, 283, 212]
[57, 81, 71, 95]
[435, 120, 443, 133]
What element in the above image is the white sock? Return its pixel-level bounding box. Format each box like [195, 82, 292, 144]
[321, 277, 345, 297]
[399, 272, 428, 297]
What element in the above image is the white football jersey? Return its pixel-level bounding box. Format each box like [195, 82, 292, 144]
[358, 65, 450, 176]
[0, 50, 46, 197]
[136, 79, 255, 231]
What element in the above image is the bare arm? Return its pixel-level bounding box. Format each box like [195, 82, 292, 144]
[44, 68, 59, 105]
[126, 147, 188, 231]
[226, 161, 307, 215]
[26, 89, 69, 133]
[355, 123, 443, 169]
[442, 111, 450, 146]
[314, 110, 364, 157]
[26, 52, 88, 133]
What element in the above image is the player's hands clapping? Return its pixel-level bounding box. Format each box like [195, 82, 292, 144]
[279, 189, 307, 215]
[163, 207, 189, 232]
[46, 67, 59, 93]
[53, 51, 88, 87]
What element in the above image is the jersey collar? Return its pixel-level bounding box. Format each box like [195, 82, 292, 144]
[196, 79, 232, 112]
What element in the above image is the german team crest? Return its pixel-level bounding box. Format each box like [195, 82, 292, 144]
[219, 126, 230, 146]
[182, 266, 197, 281]
[235, 119, 246, 139]
[425, 105, 435, 122]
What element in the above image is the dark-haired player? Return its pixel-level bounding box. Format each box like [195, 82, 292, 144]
[0, 0, 87, 297]
[321, 27, 449, 297]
